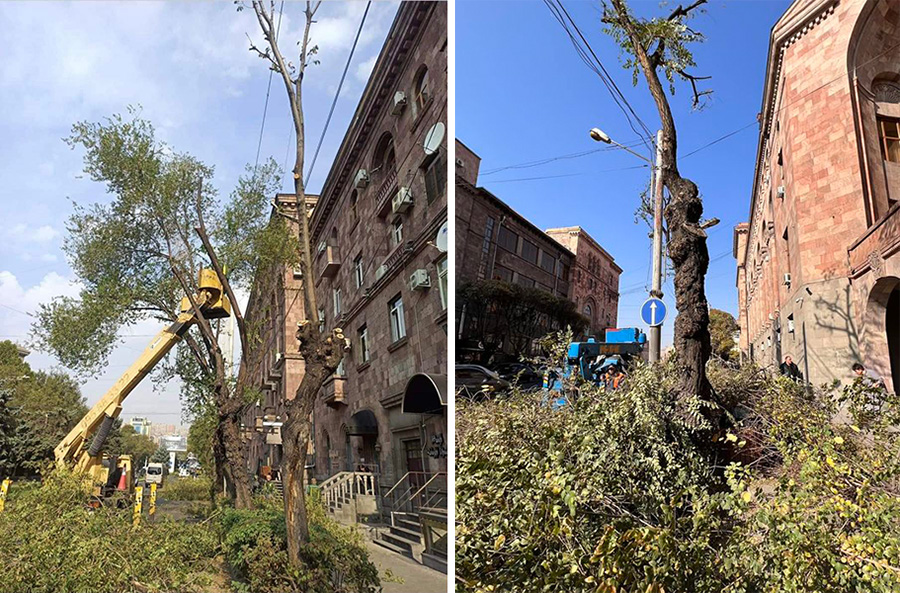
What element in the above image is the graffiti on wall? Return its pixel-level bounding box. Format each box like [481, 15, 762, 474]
[427, 433, 447, 459]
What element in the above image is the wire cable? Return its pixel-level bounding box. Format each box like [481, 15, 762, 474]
[304, 1, 372, 185]
[253, 0, 286, 178]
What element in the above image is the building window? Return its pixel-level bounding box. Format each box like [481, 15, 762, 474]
[437, 256, 448, 310]
[477, 216, 495, 279]
[517, 275, 535, 289]
[879, 117, 900, 162]
[335, 358, 345, 377]
[350, 190, 358, 223]
[358, 325, 370, 363]
[390, 218, 404, 247]
[413, 65, 431, 117]
[354, 254, 364, 289]
[318, 308, 325, 333]
[373, 132, 396, 176]
[540, 251, 556, 274]
[521, 239, 538, 265]
[424, 152, 446, 204]
[389, 295, 406, 343]
[494, 265, 513, 283]
[497, 225, 518, 252]
[560, 262, 570, 279]
[333, 288, 342, 317]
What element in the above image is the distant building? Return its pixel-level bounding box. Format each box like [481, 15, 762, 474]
[456, 140, 621, 360]
[545, 226, 621, 338]
[158, 434, 187, 452]
[735, 0, 900, 391]
[129, 417, 151, 437]
[15, 345, 28, 359]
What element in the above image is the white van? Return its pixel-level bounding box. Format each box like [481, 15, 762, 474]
[145, 462, 166, 488]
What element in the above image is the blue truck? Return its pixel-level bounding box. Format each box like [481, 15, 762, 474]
[545, 328, 647, 405]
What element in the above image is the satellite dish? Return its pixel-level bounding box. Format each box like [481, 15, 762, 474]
[423, 122, 445, 156]
[435, 221, 448, 253]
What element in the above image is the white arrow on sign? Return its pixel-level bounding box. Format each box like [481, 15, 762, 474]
[650, 301, 658, 325]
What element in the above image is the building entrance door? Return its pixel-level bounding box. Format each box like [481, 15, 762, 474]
[404, 439, 424, 507]
[887, 288, 900, 392]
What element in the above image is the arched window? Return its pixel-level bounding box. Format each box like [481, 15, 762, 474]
[583, 304, 592, 319]
[350, 190, 358, 222]
[413, 65, 431, 117]
[372, 132, 396, 177]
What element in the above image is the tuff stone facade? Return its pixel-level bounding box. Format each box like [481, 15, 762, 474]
[308, 1, 448, 494]
[735, 0, 900, 392]
[545, 227, 621, 337]
[242, 194, 316, 478]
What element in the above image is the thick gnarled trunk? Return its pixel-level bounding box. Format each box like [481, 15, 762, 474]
[281, 413, 312, 562]
[665, 176, 713, 408]
[221, 413, 253, 509]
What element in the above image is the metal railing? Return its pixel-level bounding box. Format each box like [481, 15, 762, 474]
[381, 471, 446, 521]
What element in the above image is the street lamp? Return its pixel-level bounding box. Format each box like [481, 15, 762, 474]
[590, 126, 665, 363]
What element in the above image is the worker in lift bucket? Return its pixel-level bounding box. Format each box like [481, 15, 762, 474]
[602, 365, 626, 391]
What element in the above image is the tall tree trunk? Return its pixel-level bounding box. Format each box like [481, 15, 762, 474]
[609, 0, 714, 416]
[281, 413, 312, 560]
[220, 412, 253, 509]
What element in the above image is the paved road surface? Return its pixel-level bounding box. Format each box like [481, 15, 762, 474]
[364, 539, 447, 593]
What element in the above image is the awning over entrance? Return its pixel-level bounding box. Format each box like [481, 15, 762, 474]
[346, 409, 378, 436]
[402, 373, 447, 414]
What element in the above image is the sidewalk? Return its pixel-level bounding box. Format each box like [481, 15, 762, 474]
[364, 538, 447, 593]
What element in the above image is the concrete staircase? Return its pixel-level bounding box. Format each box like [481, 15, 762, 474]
[322, 472, 378, 524]
[373, 508, 448, 573]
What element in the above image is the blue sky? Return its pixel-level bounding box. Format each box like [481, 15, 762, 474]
[0, 1, 398, 423]
[457, 0, 790, 346]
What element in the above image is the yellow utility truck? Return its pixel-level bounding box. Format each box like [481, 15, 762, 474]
[53, 269, 230, 501]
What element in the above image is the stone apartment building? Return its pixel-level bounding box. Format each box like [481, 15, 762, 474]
[545, 227, 621, 337]
[735, 0, 900, 391]
[306, 1, 448, 496]
[456, 140, 621, 358]
[241, 194, 317, 477]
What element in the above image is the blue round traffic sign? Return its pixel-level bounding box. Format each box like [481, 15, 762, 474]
[641, 297, 667, 327]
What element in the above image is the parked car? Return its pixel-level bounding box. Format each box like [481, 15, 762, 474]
[144, 462, 167, 488]
[491, 362, 543, 390]
[456, 364, 510, 399]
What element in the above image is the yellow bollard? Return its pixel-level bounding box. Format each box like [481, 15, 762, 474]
[133, 486, 143, 528]
[0, 479, 10, 513]
[149, 483, 157, 519]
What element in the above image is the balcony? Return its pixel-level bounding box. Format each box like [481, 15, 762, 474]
[320, 245, 340, 279]
[374, 169, 399, 218]
[322, 375, 348, 408]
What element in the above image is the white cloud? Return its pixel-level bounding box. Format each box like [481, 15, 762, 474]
[355, 56, 377, 83]
[9, 224, 59, 243]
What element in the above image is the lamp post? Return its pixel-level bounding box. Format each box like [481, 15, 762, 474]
[590, 127, 664, 363]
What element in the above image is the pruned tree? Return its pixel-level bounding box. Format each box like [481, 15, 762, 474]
[243, 0, 349, 564]
[603, 0, 717, 421]
[709, 308, 739, 362]
[32, 110, 299, 509]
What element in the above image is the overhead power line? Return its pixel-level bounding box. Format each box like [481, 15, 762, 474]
[489, 163, 648, 184]
[305, 1, 372, 185]
[480, 139, 650, 176]
[543, 0, 654, 152]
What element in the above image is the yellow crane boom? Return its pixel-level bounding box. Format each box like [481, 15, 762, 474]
[54, 269, 231, 483]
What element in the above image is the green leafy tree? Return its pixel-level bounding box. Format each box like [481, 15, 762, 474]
[150, 444, 170, 465]
[602, 0, 717, 422]
[31, 110, 299, 509]
[708, 308, 739, 361]
[0, 341, 87, 476]
[115, 425, 158, 468]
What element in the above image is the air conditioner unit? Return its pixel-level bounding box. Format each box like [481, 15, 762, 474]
[375, 264, 388, 280]
[783, 273, 791, 286]
[293, 266, 303, 278]
[391, 91, 407, 115]
[317, 241, 327, 254]
[354, 169, 370, 189]
[409, 269, 431, 291]
[392, 187, 414, 213]
[777, 186, 785, 199]
[787, 319, 795, 333]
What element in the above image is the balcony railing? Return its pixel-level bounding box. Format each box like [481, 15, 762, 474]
[319, 245, 340, 279]
[374, 169, 398, 218]
[322, 375, 347, 407]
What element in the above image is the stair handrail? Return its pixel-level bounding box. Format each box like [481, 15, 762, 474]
[382, 471, 412, 500]
[392, 471, 439, 512]
[408, 471, 445, 504]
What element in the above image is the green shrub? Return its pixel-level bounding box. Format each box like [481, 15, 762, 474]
[0, 469, 219, 593]
[457, 358, 900, 593]
[160, 475, 212, 501]
[221, 494, 380, 593]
